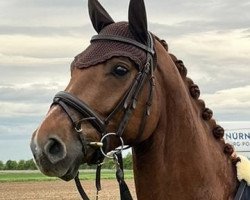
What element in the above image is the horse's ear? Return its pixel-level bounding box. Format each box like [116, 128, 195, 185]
[88, 0, 115, 33]
[128, 0, 148, 45]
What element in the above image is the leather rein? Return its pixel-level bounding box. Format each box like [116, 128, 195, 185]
[52, 33, 156, 200]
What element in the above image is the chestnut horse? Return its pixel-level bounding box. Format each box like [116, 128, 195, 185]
[30, 0, 239, 199]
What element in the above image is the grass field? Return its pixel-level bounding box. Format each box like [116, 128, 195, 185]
[0, 169, 134, 182]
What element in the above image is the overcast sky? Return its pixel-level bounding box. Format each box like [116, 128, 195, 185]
[0, 0, 249, 161]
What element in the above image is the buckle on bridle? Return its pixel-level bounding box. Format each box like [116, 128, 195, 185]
[74, 117, 96, 133]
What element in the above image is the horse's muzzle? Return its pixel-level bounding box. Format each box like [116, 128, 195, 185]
[30, 134, 67, 164]
[30, 130, 83, 180]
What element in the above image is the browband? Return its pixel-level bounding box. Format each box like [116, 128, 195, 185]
[91, 34, 155, 55]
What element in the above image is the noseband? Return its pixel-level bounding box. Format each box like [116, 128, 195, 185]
[52, 33, 156, 200]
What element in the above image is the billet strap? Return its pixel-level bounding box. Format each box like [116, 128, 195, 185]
[95, 164, 102, 191]
[115, 152, 133, 200]
[75, 173, 90, 200]
[75, 156, 104, 200]
[234, 180, 247, 200]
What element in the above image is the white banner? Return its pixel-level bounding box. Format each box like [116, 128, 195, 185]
[216, 122, 250, 158]
[225, 129, 250, 153]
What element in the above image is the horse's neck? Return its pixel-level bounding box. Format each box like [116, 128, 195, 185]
[132, 42, 238, 200]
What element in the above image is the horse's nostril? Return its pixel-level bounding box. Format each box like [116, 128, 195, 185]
[45, 138, 66, 164]
[48, 139, 61, 155]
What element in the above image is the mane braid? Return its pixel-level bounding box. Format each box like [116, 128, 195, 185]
[154, 36, 240, 165]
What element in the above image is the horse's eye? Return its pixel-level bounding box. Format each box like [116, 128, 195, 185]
[112, 65, 129, 77]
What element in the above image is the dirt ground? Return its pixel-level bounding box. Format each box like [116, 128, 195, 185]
[0, 180, 136, 200]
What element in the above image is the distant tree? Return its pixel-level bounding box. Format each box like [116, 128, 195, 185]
[24, 159, 37, 170]
[17, 160, 26, 170]
[102, 159, 115, 169]
[79, 163, 88, 169]
[79, 163, 96, 170]
[0, 161, 4, 170]
[5, 160, 18, 170]
[99, 153, 133, 169]
[123, 153, 133, 169]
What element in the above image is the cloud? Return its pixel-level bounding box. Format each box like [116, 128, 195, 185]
[146, 0, 250, 26]
[0, 0, 89, 27]
[0, 34, 76, 85]
[0, 25, 92, 37]
[0, 82, 64, 103]
[0, 35, 89, 58]
[0, 96, 49, 117]
[167, 29, 250, 94]
[202, 85, 250, 121]
[203, 86, 250, 108]
[220, 121, 250, 130]
[0, 82, 63, 141]
[11, 0, 85, 8]
[0, 102, 49, 117]
[0, 122, 38, 138]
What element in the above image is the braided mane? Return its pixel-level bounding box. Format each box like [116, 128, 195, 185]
[154, 36, 240, 165]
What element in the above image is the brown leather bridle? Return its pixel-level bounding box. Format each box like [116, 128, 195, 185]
[52, 32, 156, 200]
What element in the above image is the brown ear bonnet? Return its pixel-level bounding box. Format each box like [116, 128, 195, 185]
[73, 22, 147, 69]
[72, 0, 150, 70]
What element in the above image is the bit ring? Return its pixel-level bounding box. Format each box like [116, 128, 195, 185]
[100, 133, 124, 159]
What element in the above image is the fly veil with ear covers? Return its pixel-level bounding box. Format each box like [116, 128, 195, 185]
[72, 22, 148, 70]
[71, 0, 152, 70]
[52, 0, 156, 199]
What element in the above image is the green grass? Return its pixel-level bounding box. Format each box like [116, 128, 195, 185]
[0, 171, 58, 182]
[0, 169, 134, 182]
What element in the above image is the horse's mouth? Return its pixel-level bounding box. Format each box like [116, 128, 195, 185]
[59, 147, 97, 181]
[60, 164, 79, 181]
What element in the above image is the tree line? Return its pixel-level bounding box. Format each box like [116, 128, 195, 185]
[0, 153, 133, 170]
[80, 153, 133, 170]
[0, 159, 37, 170]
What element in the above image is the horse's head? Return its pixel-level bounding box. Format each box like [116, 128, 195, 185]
[30, 0, 160, 181]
